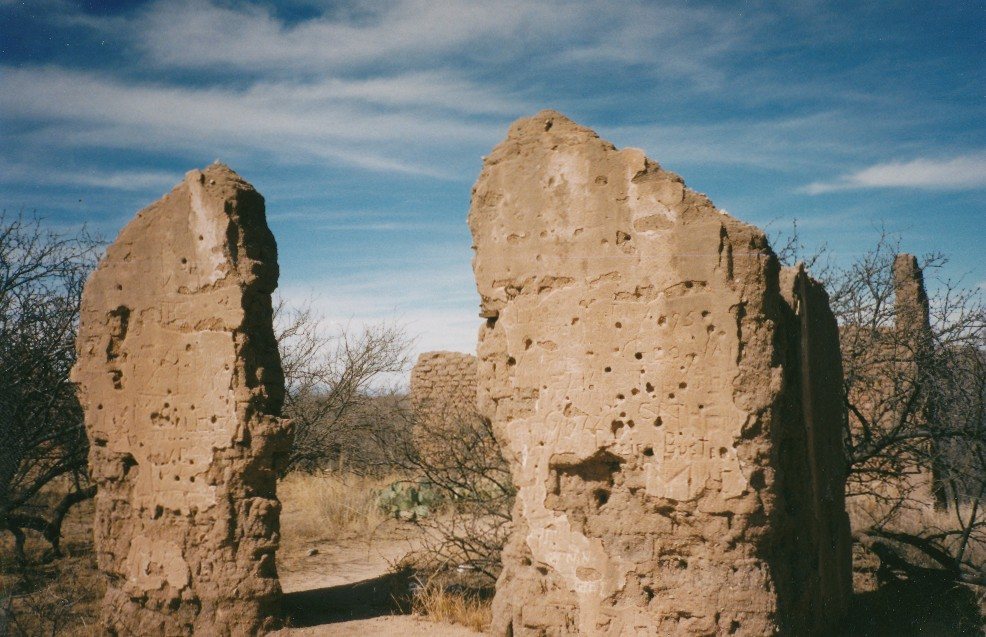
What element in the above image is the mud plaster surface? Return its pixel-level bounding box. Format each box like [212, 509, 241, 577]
[73, 164, 289, 635]
[470, 112, 851, 636]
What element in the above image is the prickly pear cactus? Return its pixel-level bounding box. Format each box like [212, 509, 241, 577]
[376, 480, 441, 520]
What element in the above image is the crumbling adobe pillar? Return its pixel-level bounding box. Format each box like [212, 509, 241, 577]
[72, 164, 290, 635]
[892, 253, 945, 508]
[470, 111, 851, 636]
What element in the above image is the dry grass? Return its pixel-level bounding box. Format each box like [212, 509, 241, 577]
[278, 470, 394, 542]
[0, 500, 102, 637]
[410, 575, 492, 633]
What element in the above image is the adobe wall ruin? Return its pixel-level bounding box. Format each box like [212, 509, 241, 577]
[410, 351, 478, 432]
[72, 164, 290, 635]
[470, 111, 851, 635]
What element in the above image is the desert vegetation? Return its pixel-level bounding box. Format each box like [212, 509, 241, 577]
[778, 228, 985, 597]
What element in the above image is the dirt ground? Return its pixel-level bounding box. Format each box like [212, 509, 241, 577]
[273, 492, 485, 636]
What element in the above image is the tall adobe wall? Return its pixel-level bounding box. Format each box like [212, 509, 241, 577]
[470, 111, 851, 636]
[72, 164, 290, 635]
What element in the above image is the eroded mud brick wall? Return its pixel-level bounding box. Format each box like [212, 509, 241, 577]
[410, 352, 479, 464]
[470, 111, 851, 636]
[72, 164, 290, 635]
[410, 351, 478, 432]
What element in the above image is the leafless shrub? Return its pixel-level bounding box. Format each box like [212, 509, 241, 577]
[379, 407, 514, 586]
[274, 298, 412, 474]
[777, 224, 985, 587]
[0, 212, 100, 564]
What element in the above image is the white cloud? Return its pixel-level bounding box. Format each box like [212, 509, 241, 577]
[0, 65, 509, 177]
[276, 252, 480, 385]
[0, 159, 179, 191]
[802, 154, 986, 194]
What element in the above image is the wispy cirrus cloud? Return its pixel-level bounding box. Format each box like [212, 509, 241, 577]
[0, 65, 509, 178]
[802, 154, 986, 194]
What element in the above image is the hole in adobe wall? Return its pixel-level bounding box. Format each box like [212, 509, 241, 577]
[719, 447, 728, 457]
[749, 469, 766, 489]
[643, 585, 655, 602]
[684, 281, 693, 289]
[180, 257, 187, 265]
[643, 447, 654, 457]
[615, 321, 622, 328]
[728, 621, 741, 634]
[634, 352, 642, 359]
[707, 324, 715, 333]
[679, 382, 687, 389]
[524, 338, 532, 350]
[604, 366, 612, 373]
[571, 317, 579, 325]
[701, 310, 710, 318]
[616, 393, 625, 400]
[594, 489, 610, 507]
[631, 388, 639, 395]
[198, 235, 204, 241]
[657, 316, 666, 325]
[676, 559, 688, 569]
[507, 356, 516, 366]
[116, 284, 122, 290]
[668, 393, 675, 399]
[645, 382, 655, 393]
[611, 420, 624, 434]
[626, 419, 635, 427]
[654, 416, 663, 427]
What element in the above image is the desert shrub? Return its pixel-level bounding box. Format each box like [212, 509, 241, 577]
[777, 226, 985, 587]
[0, 213, 99, 563]
[409, 571, 492, 632]
[377, 408, 514, 585]
[274, 298, 413, 474]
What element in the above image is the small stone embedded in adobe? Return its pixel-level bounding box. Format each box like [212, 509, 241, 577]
[72, 164, 290, 635]
[470, 111, 852, 636]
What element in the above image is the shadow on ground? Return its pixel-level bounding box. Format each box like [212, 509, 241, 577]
[282, 571, 412, 627]
[840, 574, 984, 636]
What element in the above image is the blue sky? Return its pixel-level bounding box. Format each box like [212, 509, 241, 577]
[1, 0, 983, 366]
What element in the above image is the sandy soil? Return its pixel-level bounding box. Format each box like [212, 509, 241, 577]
[273, 523, 484, 636]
